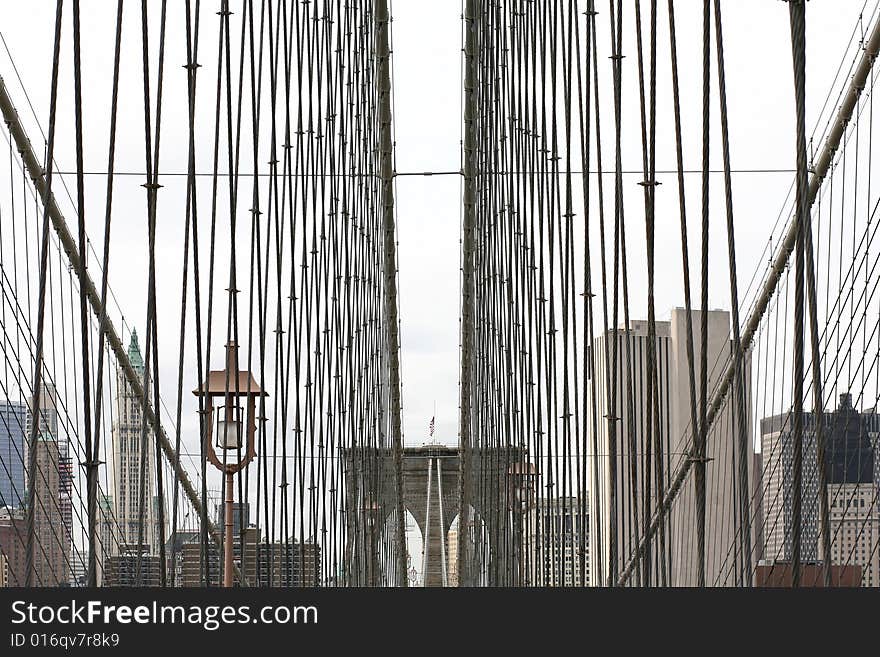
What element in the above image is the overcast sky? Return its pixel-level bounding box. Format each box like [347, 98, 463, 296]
[0, 1, 875, 511]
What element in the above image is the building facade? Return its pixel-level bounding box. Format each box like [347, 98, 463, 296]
[447, 523, 458, 587]
[58, 442, 73, 571]
[524, 497, 589, 586]
[32, 434, 68, 586]
[759, 392, 879, 587]
[257, 541, 322, 587]
[110, 331, 160, 555]
[179, 526, 259, 587]
[0, 401, 26, 509]
[829, 483, 879, 586]
[0, 506, 26, 586]
[96, 494, 116, 585]
[587, 308, 755, 586]
[759, 412, 820, 562]
[104, 551, 161, 587]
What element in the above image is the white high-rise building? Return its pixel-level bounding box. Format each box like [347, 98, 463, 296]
[587, 308, 755, 587]
[829, 483, 879, 587]
[447, 523, 458, 587]
[759, 413, 820, 564]
[110, 331, 159, 555]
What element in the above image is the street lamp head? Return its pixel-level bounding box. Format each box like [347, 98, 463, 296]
[192, 373, 267, 400]
[508, 461, 538, 510]
[192, 341, 269, 474]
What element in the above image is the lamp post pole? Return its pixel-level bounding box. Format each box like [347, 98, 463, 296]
[194, 340, 264, 588]
[224, 468, 234, 588]
[223, 342, 237, 588]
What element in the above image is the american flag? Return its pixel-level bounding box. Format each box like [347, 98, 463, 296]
[429, 416, 435, 437]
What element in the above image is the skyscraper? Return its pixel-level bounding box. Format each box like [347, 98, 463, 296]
[447, 522, 458, 587]
[20, 382, 70, 586]
[759, 409, 820, 563]
[31, 383, 74, 569]
[759, 393, 879, 586]
[110, 331, 159, 555]
[524, 497, 589, 586]
[828, 482, 879, 587]
[825, 397, 878, 587]
[0, 401, 26, 508]
[57, 442, 73, 571]
[587, 308, 755, 586]
[32, 433, 68, 586]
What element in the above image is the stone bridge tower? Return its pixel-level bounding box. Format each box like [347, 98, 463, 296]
[341, 444, 527, 587]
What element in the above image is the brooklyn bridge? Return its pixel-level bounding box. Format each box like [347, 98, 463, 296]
[1, 0, 879, 589]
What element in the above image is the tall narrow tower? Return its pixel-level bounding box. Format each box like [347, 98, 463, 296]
[110, 331, 158, 555]
[26, 382, 69, 586]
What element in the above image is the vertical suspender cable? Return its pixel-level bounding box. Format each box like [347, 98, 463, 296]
[666, 0, 700, 588]
[695, 0, 711, 590]
[797, 5, 832, 589]
[713, 0, 752, 586]
[87, 0, 124, 588]
[70, 0, 97, 589]
[788, 0, 808, 588]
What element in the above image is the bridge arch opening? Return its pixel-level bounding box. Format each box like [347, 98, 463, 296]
[377, 507, 425, 586]
[446, 509, 490, 587]
[403, 508, 424, 586]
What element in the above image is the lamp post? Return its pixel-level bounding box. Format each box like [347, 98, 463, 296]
[193, 341, 266, 587]
[508, 462, 537, 512]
